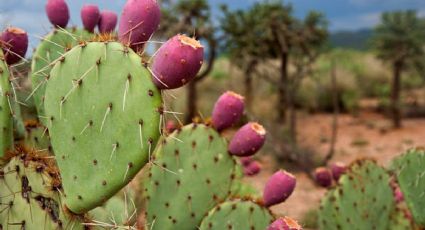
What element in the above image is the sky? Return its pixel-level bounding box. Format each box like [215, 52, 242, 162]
[0, 0, 424, 54]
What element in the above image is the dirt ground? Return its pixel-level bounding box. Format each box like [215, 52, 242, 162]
[246, 111, 425, 226]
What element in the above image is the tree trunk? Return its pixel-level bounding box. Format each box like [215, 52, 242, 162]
[186, 81, 197, 123]
[288, 90, 297, 148]
[391, 62, 402, 128]
[277, 52, 288, 123]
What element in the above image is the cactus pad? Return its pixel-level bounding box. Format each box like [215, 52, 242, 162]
[143, 124, 237, 230]
[391, 148, 425, 227]
[199, 199, 274, 230]
[0, 50, 13, 157]
[30, 28, 91, 123]
[44, 41, 162, 214]
[318, 159, 394, 230]
[24, 121, 51, 152]
[0, 148, 87, 229]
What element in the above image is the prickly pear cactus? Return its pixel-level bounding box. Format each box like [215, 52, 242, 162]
[89, 189, 137, 226]
[44, 41, 162, 214]
[318, 159, 395, 230]
[388, 207, 414, 230]
[391, 148, 425, 227]
[30, 28, 91, 122]
[0, 50, 13, 157]
[143, 123, 238, 230]
[199, 199, 274, 230]
[24, 121, 50, 152]
[0, 148, 87, 229]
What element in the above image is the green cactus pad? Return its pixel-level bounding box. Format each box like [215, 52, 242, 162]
[143, 124, 237, 230]
[31, 28, 91, 123]
[0, 149, 87, 229]
[391, 148, 425, 227]
[199, 199, 274, 230]
[44, 41, 162, 214]
[89, 189, 137, 226]
[318, 159, 394, 230]
[24, 122, 51, 152]
[0, 50, 13, 157]
[388, 207, 414, 230]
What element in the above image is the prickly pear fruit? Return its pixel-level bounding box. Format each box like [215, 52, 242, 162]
[263, 170, 296, 207]
[240, 156, 253, 166]
[118, 0, 161, 51]
[151, 34, 204, 89]
[165, 120, 177, 133]
[228, 122, 266, 157]
[394, 185, 404, 203]
[268, 216, 303, 230]
[0, 27, 28, 65]
[98, 10, 118, 33]
[212, 91, 244, 131]
[45, 0, 70, 28]
[243, 160, 261, 176]
[314, 167, 332, 187]
[81, 4, 100, 33]
[330, 162, 346, 181]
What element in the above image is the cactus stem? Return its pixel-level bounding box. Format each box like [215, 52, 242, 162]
[33, 34, 65, 49]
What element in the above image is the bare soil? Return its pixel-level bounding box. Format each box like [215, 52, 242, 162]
[247, 111, 425, 225]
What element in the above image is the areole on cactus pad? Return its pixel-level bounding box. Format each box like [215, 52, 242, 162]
[44, 41, 162, 214]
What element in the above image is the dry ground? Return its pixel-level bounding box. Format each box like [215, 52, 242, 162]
[245, 111, 425, 226]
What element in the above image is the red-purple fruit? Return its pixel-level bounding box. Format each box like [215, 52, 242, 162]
[151, 34, 204, 89]
[243, 161, 261, 176]
[314, 167, 332, 188]
[118, 0, 161, 51]
[0, 27, 28, 65]
[98, 10, 118, 33]
[263, 170, 296, 207]
[166, 120, 177, 133]
[267, 216, 303, 230]
[212, 91, 245, 131]
[240, 156, 253, 167]
[393, 185, 404, 203]
[45, 0, 70, 28]
[330, 162, 346, 181]
[228, 122, 266, 157]
[81, 4, 100, 33]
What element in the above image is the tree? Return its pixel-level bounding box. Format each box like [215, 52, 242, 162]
[157, 0, 217, 122]
[372, 10, 425, 128]
[220, 6, 267, 109]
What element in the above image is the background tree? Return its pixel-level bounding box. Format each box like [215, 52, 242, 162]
[157, 0, 217, 122]
[372, 10, 425, 128]
[220, 6, 267, 110]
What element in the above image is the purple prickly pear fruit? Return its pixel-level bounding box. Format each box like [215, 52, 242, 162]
[45, 0, 70, 28]
[166, 120, 177, 133]
[330, 162, 346, 181]
[212, 91, 245, 131]
[228, 122, 266, 157]
[151, 34, 204, 89]
[243, 161, 261, 176]
[268, 216, 303, 230]
[314, 167, 332, 188]
[98, 10, 118, 34]
[393, 185, 404, 203]
[0, 27, 28, 65]
[81, 4, 100, 33]
[240, 156, 253, 167]
[118, 0, 161, 51]
[263, 170, 296, 207]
